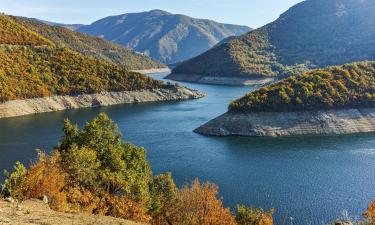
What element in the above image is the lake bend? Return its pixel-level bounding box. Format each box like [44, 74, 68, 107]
[1, 72, 375, 224]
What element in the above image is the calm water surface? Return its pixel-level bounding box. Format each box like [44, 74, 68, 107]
[1, 73, 375, 224]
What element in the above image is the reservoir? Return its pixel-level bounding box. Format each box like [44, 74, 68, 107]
[1, 72, 375, 224]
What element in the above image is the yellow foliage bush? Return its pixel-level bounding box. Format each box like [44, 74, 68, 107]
[167, 179, 237, 225]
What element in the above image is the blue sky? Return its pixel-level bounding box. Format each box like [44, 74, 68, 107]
[0, 0, 303, 28]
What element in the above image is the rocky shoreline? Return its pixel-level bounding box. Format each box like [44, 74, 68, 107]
[165, 73, 274, 86]
[131, 68, 171, 74]
[0, 86, 205, 119]
[194, 108, 375, 137]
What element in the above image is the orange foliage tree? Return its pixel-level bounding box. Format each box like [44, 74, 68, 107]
[166, 179, 237, 225]
[364, 199, 375, 225]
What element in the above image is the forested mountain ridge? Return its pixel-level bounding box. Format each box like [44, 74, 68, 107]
[77, 10, 251, 64]
[172, 0, 375, 82]
[0, 15, 164, 102]
[229, 61, 375, 113]
[9, 16, 165, 70]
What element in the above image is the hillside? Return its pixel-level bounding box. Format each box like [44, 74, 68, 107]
[10, 16, 165, 70]
[0, 46, 164, 102]
[77, 10, 251, 64]
[172, 0, 375, 83]
[0, 15, 53, 46]
[229, 61, 375, 113]
[0, 15, 165, 102]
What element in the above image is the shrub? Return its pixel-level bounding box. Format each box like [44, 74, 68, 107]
[21, 151, 68, 211]
[236, 205, 274, 225]
[167, 179, 237, 225]
[150, 172, 178, 224]
[364, 199, 375, 225]
[1, 161, 27, 199]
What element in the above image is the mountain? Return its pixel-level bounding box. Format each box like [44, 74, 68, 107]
[35, 19, 84, 31]
[10, 16, 165, 70]
[0, 14, 164, 102]
[77, 10, 251, 64]
[171, 0, 375, 85]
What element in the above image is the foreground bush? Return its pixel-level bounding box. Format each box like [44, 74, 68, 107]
[236, 205, 274, 225]
[166, 180, 237, 225]
[2, 114, 153, 222]
[2, 113, 271, 224]
[363, 200, 375, 225]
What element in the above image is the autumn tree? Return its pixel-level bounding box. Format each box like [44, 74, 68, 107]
[364, 200, 375, 225]
[150, 172, 178, 225]
[167, 179, 237, 225]
[1, 113, 153, 222]
[57, 113, 153, 204]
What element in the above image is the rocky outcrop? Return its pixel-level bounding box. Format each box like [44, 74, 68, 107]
[0, 198, 144, 225]
[0, 87, 205, 119]
[333, 221, 353, 225]
[194, 108, 375, 137]
[165, 74, 274, 86]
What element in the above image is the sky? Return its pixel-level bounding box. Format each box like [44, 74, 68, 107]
[0, 0, 303, 28]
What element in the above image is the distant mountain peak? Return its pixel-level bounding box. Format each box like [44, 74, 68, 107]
[77, 11, 251, 64]
[147, 9, 171, 15]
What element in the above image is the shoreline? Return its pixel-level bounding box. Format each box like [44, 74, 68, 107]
[195, 108, 375, 137]
[165, 73, 274, 86]
[131, 68, 171, 74]
[0, 86, 205, 119]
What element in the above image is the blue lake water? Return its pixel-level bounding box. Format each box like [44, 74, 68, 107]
[1, 72, 375, 224]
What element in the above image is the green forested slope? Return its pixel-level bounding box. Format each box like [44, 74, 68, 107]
[229, 61, 375, 113]
[0, 15, 164, 102]
[0, 16, 53, 46]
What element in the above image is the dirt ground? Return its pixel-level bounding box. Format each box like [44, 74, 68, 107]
[0, 198, 144, 225]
